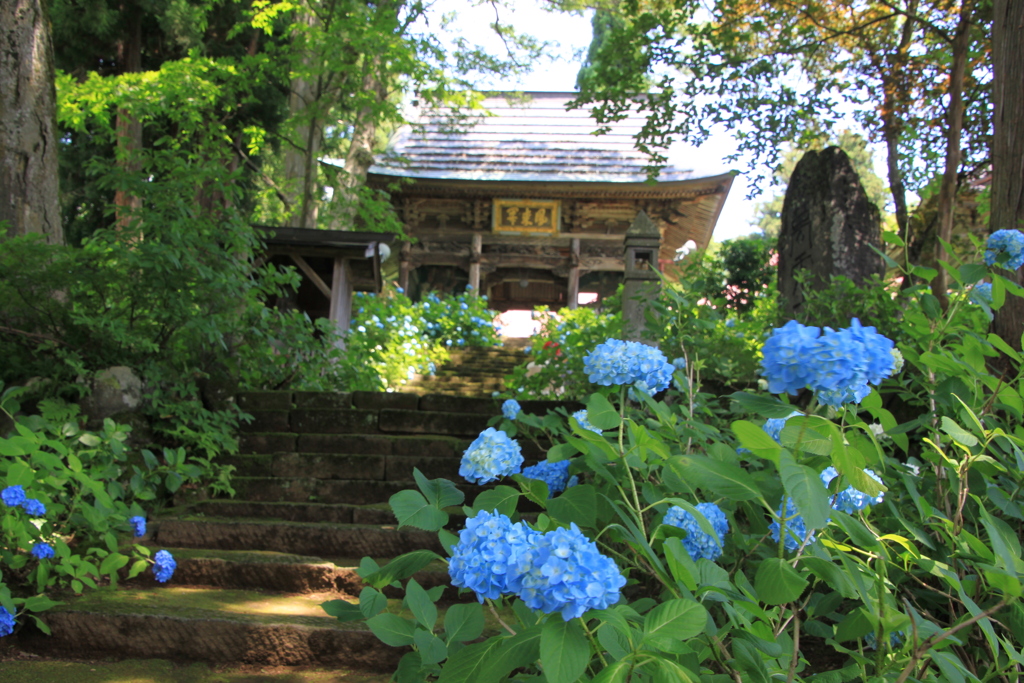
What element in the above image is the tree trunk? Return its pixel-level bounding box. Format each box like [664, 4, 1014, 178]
[930, 0, 974, 307]
[282, 4, 322, 229]
[332, 57, 387, 230]
[114, 8, 143, 230]
[0, 0, 63, 245]
[990, 0, 1024, 352]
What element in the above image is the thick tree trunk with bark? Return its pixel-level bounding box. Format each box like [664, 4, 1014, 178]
[0, 0, 62, 244]
[114, 8, 142, 229]
[991, 0, 1024, 352]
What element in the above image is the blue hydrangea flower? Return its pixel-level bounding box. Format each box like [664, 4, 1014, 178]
[459, 428, 524, 485]
[0, 606, 14, 637]
[448, 510, 531, 602]
[865, 630, 905, 650]
[761, 321, 823, 395]
[583, 338, 675, 393]
[1, 486, 26, 507]
[129, 516, 147, 537]
[571, 410, 602, 435]
[664, 502, 730, 562]
[521, 460, 577, 497]
[761, 319, 894, 407]
[763, 411, 801, 443]
[21, 499, 46, 517]
[671, 357, 687, 371]
[768, 498, 815, 552]
[31, 543, 54, 559]
[970, 282, 993, 305]
[153, 550, 176, 583]
[508, 523, 626, 621]
[821, 467, 885, 513]
[502, 399, 521, 421]
[985, 230, 1024, 270]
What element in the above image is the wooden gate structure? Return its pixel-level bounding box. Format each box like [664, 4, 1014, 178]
[350, 92, 735, 310]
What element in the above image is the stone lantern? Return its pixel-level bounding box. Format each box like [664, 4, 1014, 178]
[622, 211, 662, 344]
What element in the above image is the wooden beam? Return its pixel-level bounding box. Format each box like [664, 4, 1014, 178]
[289, 254, 332, 299]
[568, 238, 580, 309]
[468, 233, 482, 294]
[329, 257, 353, 336]
[398, 242, 411, 293]
[409, 252, 625, 272]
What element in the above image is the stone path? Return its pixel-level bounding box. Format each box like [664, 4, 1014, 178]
[15, 382, 574, 675]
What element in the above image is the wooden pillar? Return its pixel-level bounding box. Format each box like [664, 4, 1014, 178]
[468, 233, 482, 295]
[568, 238, 581, 309]
[398, 242, 411, 293]
[329, 256, 353, 339]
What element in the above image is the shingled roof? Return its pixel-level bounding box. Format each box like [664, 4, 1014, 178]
[362, 92, 721, 183]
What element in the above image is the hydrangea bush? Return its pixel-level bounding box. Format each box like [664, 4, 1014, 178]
[1, 388, 179, 637]
[340, 285, 500, 391]
[322, 249, 1024, 683]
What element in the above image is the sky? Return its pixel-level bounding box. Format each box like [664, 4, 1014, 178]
[431, 0, 763, 242]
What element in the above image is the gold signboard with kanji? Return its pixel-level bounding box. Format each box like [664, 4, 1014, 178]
[493, 199, 560, 234]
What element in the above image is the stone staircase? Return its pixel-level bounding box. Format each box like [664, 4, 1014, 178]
[15, 389, 573, 674]
[404, 345, 527, 397]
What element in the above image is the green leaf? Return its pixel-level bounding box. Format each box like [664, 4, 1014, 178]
[483, 625, 543, 679]
[98, 552, 129, 577]
[653, 658, 701, 683]
[358, 587, 388, 619]
[364, 550, 441, 589]
[414, 628, 448, 665]
[322, 598, 363, 622]
[882, 231, 905, 247]
[547, 484, 597, 528]
[591, 660, 633, 683]
[366, 613, 418, 647]
[548, 442, 578, 462]
[663, 537, 698, 592]
[436, 638, 503, 683]
[641, 599, 708, 647]
[754, 558, 808, 605]
[779, 418, 832, 455]
[732, 420, 781, 463]
[389, 490, 448, 531]
[414, 468, 465, 508]
[587, 393, 621, 430]
[20, 595, 61, 612]
[472, 485, 521, 517]
[829, 510, 880, 550]
[779, 450, 831, 530]
[540, 618, 591, 683]
[672, 456, 763, 502]
[941, 417, 979, 447]
[404, 579, 438, 630]
[729, 392, 802, 418]
[444, 602, 485, 643]
[513, 475, 550, 508]
[960, 263, 988, 284]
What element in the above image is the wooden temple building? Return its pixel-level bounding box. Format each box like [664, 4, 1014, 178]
[357, 92, 735, 310]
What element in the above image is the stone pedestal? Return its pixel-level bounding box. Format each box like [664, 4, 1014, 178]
[623, 211, 662, 344]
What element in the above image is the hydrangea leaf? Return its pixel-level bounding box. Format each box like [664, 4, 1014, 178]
[754, 558, 808, 605]
[587, 393, 621, 430]
[366, 612, 418, 647]
[471, 485, 521, 517]
[413, 628, 447, 665]
[642, 599, 708, 647]
[829, 511, 880, 550]
[547, 442, 578, 462]
[512, 475, 550, 507]
[732, 420, 782, 463]
[663, 537, 698, 592]
[481, 624, 543, 680]
[321, 598, 363, 622]
[358, 587, 387, 619]
[940, 417, 979, 448]
[672, 456, 764, 502]
[779, 450, 832, 530]
[653, 658, 701, 683]
[728, 391, 803, 419]
[547, 483, 597, 528]
[404, 579, 438, 631]
[590, 660, 632, 683]
[389, 490, 448, 532]
[435, 638, 503, 683]
[779, 419, 833, 456]
[363, 550, 441, 590]
[413, 468, 465, 508]
[540, 618, 591, 683]
[444, 602, 484, 643]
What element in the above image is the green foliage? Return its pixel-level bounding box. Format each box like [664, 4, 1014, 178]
[0, 386, 200, 630]
[323, 240, 1024, 682]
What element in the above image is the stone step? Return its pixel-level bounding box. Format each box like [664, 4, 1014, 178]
[229, 476, 486, 507]
[15, 586, 403, 670]
[155, 517, 444, 558]
[221, 452, 466, 481]
[127, 547, 455, 597]
[179, 499, 397, 525]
